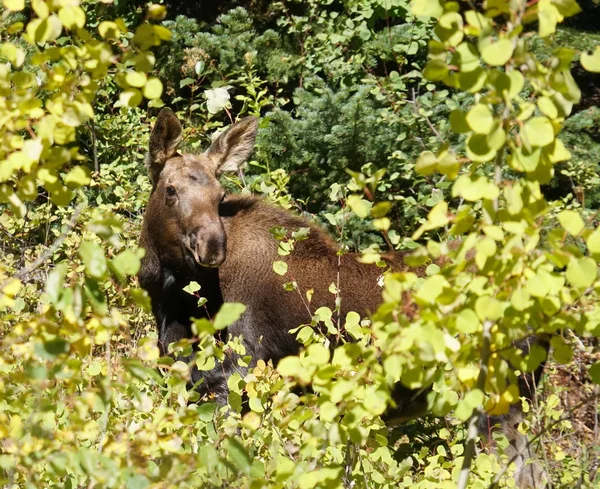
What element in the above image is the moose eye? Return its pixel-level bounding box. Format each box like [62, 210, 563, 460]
[220, 193, 226, 202]
[166, 185, 176, 197]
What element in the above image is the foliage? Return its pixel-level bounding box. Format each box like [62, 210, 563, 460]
[0, 0, 599, 488]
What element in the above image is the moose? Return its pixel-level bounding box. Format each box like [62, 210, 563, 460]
[138, 108, 547, 488]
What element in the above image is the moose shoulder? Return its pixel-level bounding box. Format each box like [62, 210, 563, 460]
[138, 109, 546, 488]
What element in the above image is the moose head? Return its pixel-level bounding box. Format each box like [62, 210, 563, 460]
[144, 108, 258, 270]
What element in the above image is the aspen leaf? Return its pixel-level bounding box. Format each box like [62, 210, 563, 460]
[590, 362, 600, 385]
[566, 257, 597, 288]
[3, 0, 24, 10]
[411, 0, 443, 18]
[435, 12, 463, 47]
[557, 210, 584, 236]
[511, 288, 532, 311]
[455, 389, 484, 421]
[466, 104, 494, 134]
[581, 46, 600, 73]
[423, 60, 449, 81]
[273, 261, 288, 276]
[64, 166, 91, 188]
[538, 96, 558, 119]
[454, 42, 479, 72]
[449, 110, 470, 134]
[118, 89, 143, 107]
[481, 38, 514, 66]
[466, 134, 496, 162]
[538, 1, 560, 38]
[455, 309, 480, 334]
[58, 6, 86, 30]
[148, 4, 167, 20]
[213, 303, 246, 330]
[79, 241, 107, 279]
[224, 438, 252, 474]
[586, 228, 600, 254]
[347, 195, 372, 218]
[522, 116, 555, 147]
[125, 71, 147, 88]
[98, 21, 119, 39]
[415, 151, 437, 175]
[459, 66, 487, 93]
[143, 77, 163, 99]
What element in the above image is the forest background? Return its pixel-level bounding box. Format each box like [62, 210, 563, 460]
[1, 0, 600, 487]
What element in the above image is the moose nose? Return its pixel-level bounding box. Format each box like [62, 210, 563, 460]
[188, 226, 227, 267]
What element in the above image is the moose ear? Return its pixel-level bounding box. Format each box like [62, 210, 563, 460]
[147, 108, 183, 168]
[205, 117, 258, 175]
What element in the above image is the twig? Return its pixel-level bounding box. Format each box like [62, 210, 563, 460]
[411, 87, 445, 144]
[89, 120, 99, 173]
[457, 319, 493, 489]
[1, 204, 85, 290]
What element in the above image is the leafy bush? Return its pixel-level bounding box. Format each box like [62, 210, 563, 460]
[1, 0, 600, 488]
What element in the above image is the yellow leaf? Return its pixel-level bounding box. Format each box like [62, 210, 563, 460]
[3, 0, 25, 11]
[143, 77, 163, 99]
[58, 6, 86, 30]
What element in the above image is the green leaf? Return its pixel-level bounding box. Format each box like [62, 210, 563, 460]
[213, 302, 246, 330]
[466, 104, 494, 134]
[449, 110, 470, 134]
[454, 42, 479, 72]
[415, 151, 438, 175]
[523, 116, 555, 147]
[551, 336, 573, 364]
[590, 362, 600, 385]
[455, 309, 481, 334]
[466, 133, 496, 162]
[143, 77, 163, 99]
[64, 166, 91, 188]
[183, 281, 201, 294]
[480, 38, 514, 66]
[126, 474, 149, 489]
[587, 228, 600, 255]
[423, 60, 449, 81]
[581, 46, 600, 73]
[248, 396, 264, 413]
[557, 210, 585, 236]
[538, 96, 558, 119]
[346, 195, 372, 218]
[475, 296, 504, 321]
[305, 343, 330, 366]
[455, 389, 484, 421]
[411, 0, 443, 17]
[58, 6, 86, 30]
[118, 89, 143, 108]
[35, 338, 69, 360]
[273, 260, 288, 276]
[566, 257, 597, 288]
[125, 71, 147, 88]
[79, 241, 107, 278]
[111, 250, 142, 281]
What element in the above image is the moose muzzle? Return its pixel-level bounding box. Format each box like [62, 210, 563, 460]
[186, 225, 227, 268]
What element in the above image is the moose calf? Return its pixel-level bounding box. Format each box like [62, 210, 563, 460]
[139, 109, 546, 488]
